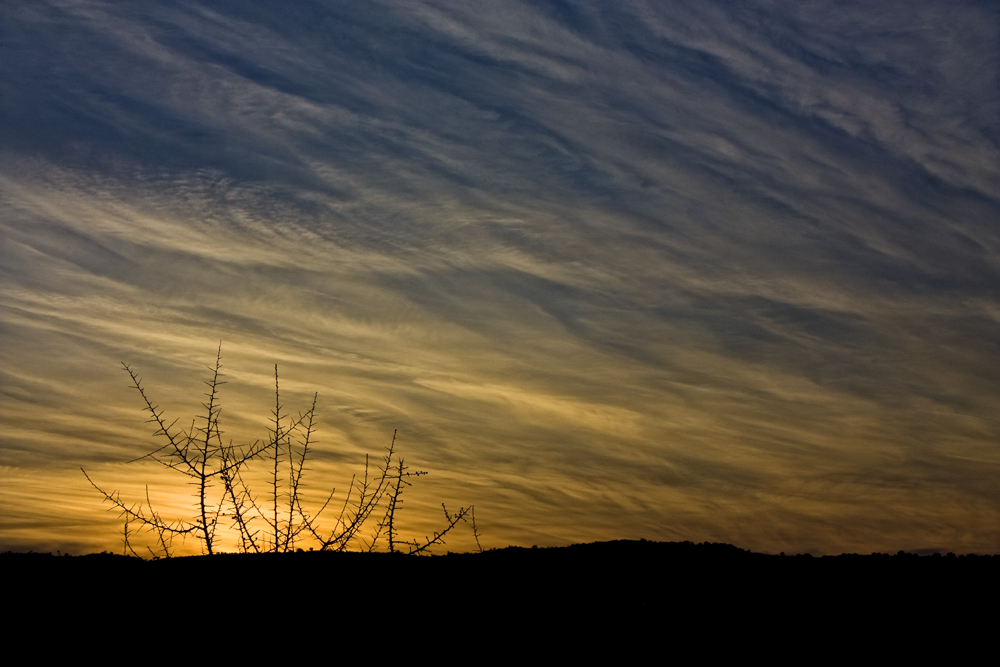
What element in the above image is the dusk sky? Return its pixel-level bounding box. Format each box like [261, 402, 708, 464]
[2, 0, 998, 556]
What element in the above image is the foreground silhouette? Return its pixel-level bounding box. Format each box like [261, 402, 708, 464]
[83, 347, 476, 557]
[6, 539, 995, 651]
[7, 539, 994, 602]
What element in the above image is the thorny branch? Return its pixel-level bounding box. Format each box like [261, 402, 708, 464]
[83, 348, 478, 557]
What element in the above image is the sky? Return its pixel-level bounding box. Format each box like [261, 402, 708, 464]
[2, 0, 999, 556]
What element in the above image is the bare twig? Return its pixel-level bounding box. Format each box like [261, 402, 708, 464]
[407, 504, 472, 555]
[471, 506, 484, 554]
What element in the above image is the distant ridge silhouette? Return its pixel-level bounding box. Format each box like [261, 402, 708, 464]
[6, 539, 995, 646]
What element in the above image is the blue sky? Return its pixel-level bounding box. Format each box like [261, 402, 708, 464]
[2, 0, 998, 555]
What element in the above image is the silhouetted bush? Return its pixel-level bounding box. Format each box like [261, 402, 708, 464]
[83, 346, 476, 557]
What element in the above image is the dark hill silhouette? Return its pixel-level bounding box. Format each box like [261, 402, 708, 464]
[5, 540, 995, 650]
[6, 539, 994, 605]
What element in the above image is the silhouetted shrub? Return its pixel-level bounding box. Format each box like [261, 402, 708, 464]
[83, 346, 476, 557]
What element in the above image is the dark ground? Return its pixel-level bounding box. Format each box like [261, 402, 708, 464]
[6, 540, 996, 603]
[4, 540, 996, 651]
